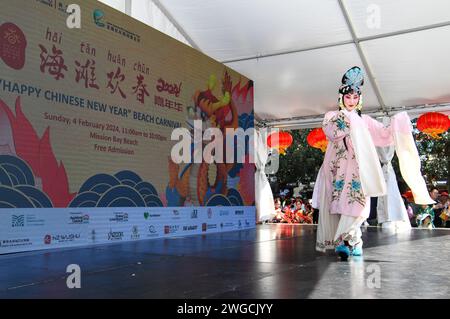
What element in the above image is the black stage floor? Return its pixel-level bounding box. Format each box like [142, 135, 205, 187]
[1, 224, 449, 299]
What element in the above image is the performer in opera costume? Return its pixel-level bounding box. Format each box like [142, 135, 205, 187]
[312, 66, 434, 260]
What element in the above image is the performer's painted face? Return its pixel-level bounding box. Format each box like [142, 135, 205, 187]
[343, 92, 360, 111]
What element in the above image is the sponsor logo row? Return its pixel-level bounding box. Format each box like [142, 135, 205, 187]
[1, 219, 253, 249]
[9, 209, 251, 228]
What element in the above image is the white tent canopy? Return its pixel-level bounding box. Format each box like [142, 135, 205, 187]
[99, 0, 450, 128]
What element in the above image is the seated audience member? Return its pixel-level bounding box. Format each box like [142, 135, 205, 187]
[438, 192, 450, 227]
[281, 199, 295, 223]
[416, 204, 435, 229]
[272, 199, 283, 223]
[293, 200, 305, 223]
[429, 188, 443, 227]
[402, 195, 415, 226]
[403, 190, 417, 227]
[304, 204, 314, 223]
[293, 200, 312, 224]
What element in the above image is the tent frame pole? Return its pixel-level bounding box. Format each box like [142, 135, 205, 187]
[337, 0, 386, 111]
[220, 15, 450, 65]
[260, 103, 450, 129]
[151, 0, 202, 51]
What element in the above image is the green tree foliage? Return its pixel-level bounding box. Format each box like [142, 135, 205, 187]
[275, 129, 324, 189]
[412, 119, 448, 189]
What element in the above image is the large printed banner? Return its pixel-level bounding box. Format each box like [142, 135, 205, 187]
[0, 0, 255, 254]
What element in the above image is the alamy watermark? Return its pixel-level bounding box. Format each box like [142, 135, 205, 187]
[66, 4, 81, 29]
[170, 120, 281, 173]
[366, 4, 381, 29]
[66, 264, 81, 289]
[366, 263, 381, 289]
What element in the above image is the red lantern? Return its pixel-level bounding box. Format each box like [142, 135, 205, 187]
[267, 131, 293, 155]
[307, 128, 328, 152]
[417, 112, 450, 139]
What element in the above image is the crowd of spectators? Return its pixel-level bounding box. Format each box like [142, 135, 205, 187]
[263, 187, 449, 228]
[269, 196, 315, 224]
[406, 188, 450, 229]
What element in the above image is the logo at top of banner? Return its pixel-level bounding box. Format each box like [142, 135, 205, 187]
[92, 9, 141, 43]
[35, 0, 55, 8]
[0, 22, 27, 70]
[93, 9, 105, 27]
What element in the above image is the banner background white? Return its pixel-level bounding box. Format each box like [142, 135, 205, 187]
[0, 206, 255, 254]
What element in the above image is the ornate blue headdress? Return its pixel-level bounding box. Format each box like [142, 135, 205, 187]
[338, 66, 364, 111]
[339, 66, 364, 95]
